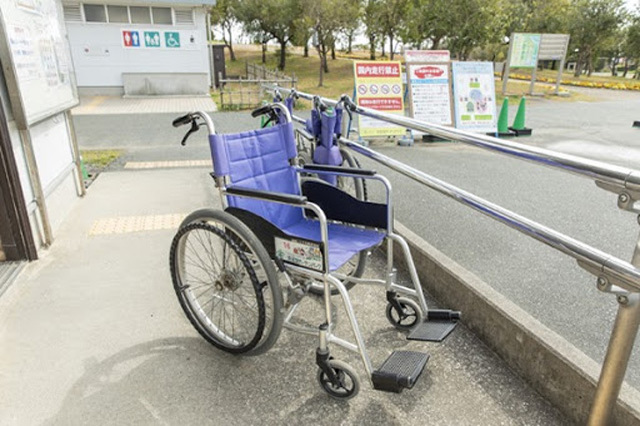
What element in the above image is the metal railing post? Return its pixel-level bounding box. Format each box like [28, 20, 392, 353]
[588, 228, 640, 425]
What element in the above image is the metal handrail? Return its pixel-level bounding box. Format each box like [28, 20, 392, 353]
[338, 137, 640, 293]
[265, 85, 640, 206]
[265, 85, 640, 425]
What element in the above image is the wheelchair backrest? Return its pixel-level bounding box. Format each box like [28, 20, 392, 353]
[208, 121, 303, 229]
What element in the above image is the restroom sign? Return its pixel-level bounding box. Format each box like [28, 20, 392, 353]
[165, 31, 180, 48]
[122, 30, 140, 47]
[144, 31, 161, 47]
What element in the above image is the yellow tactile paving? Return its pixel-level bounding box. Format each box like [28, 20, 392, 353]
[83, 95, 107, 112]
[89, 213, 186, 235]
[72, 96, 217, 115]
[124, 160, 211, 169]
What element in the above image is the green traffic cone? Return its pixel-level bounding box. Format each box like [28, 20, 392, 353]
[509, 97, 532, 136]
[497, 99, 511, 135]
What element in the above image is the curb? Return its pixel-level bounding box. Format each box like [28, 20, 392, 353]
[392, 221, 640, 425]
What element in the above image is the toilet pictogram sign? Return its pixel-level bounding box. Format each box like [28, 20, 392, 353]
[122, 31, 140, 47]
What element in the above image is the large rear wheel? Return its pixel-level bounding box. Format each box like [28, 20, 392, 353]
[170, 209, 283, 355]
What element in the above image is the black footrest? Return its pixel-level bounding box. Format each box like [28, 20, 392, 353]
[372, 350, 430, 393]
[407, 320, 458, 342]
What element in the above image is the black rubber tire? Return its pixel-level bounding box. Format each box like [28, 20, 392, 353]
[385, 297, 423, 331]
[170, 209, 283, 355]
[317, 359, 360, 400]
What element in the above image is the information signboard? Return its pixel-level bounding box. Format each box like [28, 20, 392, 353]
[502, 32, 569, 96]
[353, 61, 405, 137]
[538, 34, 570, 60]
[405, 50, 450, 63]
[406, 63, 453, 126]
[509, 33, 541, 68]
[452, 62, 497, 133]
[0, 0, 78, 128]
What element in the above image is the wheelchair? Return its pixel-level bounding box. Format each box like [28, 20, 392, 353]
[170, 103, 460, 399]
[272, 89, 367, 202]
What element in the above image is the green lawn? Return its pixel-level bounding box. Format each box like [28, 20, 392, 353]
[219, 45, 590, 109]
[224, 46, 358, 103]
[81, 149, 122, 169]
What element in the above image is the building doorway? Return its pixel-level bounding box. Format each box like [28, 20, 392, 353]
[0, 94, 36, 264]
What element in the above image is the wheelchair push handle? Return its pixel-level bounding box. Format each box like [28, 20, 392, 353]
[172, 111, 215, 145]
[252, 103, 292, 128]
[251, 105, 275, 118]
[172, 113, 193, 128]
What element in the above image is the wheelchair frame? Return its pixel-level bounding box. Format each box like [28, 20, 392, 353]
[171, 104, 457, 398]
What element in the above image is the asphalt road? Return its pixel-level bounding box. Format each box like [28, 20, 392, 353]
[72, 93, 640, 389]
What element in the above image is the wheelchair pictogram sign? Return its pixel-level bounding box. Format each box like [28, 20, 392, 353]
[164, 32, 180, 48]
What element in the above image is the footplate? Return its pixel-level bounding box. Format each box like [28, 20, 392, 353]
[372, 351, 430, 393]
[407, 309, 460, 343]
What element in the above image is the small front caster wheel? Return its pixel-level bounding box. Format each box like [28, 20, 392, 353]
[317, 359, 360, 400]
[385, 297, 423, 331]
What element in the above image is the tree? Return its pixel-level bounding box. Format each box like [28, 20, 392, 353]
[525, 0, 571, 34]
[210, 0, 238, 61]
[378, 0, 410, 60]
[303, 0, 355, 86]
[568, 0, 627, 77]
[400, 0, 450, 50]
[624, 14, 640, 78]
[602, 28, 625, 76]
[443, 0, 507, 60]
[292, 15, 314, 57]
[235, 0, 301, 70]
[340, 0, 362, 54]
[363, 0, 383, 59]
[242, 20, 274, 64]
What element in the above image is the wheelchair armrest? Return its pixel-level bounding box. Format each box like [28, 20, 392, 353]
[301, 164, 377, 176]
[295, 128, 314, 141]
[225, 186, 308, 206]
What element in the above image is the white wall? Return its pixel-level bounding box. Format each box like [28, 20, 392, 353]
[66, 8, 209, 87]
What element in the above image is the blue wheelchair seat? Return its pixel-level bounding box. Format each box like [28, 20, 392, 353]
[209, 121, 384, 271]
[283, 220, 383, 271]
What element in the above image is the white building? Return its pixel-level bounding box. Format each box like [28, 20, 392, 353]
[61, 0, 215, 96]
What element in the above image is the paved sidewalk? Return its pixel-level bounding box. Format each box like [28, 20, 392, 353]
[0, 166, 566, 425]
[72, 95, 217, 116]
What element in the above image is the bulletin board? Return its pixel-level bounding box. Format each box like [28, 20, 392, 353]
[451, 62, 497, 133]
[353, 60, 405, 137]
[406, 63, 453, 126]
[0, 0, 78, 128]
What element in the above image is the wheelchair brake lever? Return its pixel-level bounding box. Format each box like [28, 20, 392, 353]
[260, 111, 280, 128]
[180, 120, 200, 146]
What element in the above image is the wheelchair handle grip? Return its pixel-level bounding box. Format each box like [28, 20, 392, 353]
[172, 114, 193, 127]
[251, 105, 274, 118]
